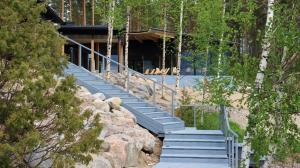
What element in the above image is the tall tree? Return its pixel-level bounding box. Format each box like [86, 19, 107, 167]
[106, 0, 115, 79]
[0, 1, 102, 167]
[83, 0, 86, 25]
[242, 0, 275, 166]
[175, 0, 184, 93]
[161, 1, 167, 98]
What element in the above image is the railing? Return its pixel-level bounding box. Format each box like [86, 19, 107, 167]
[61, 35, 176, 115]
[176, 104, 239, 168]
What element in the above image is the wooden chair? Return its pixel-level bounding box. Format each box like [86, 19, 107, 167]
[144, 69, 150, 75]
[149, 69, 155, 75]
[162, 68, 170, 75]
[172, 67, 178, 75]
[154, 68, 162, 75]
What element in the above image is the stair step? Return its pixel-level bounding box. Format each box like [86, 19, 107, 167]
[162, 146, 226, 155]
[164, 139, 226, 147]
[144, 112, 170, 118]
[134, 107, 158, 112]
[154, 162, 229, 168]
[165, 131, 225, 140]
[153, 117, 178, 123]
[125, 102, 151, 107]
[160, 154, 228, 164]
[121, 98, 141, 103]
[100, 89, 125, 94]
[76, 76, 99, 81]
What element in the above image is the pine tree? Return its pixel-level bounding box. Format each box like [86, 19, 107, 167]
[0, 1, 102, 167]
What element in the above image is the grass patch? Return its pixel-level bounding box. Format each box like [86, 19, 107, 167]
[176, 107, 245, 142]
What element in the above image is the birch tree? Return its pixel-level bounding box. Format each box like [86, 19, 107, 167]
[161, 1, 167, 98]
[106, 0, 115, 79]
[175, 0, 184, 94]
[217, 0, 226, 78]
[241, 0, 275, 166]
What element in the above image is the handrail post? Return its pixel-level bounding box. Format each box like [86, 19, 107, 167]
[153, 82, 156, 105]
[193, 106, 196, 128]
[171, 91, 175, 116]
[232, 136, 235, 168]
[102, 56, 105, 79]
[235, 137, 238, 168]
[79, 46, 82, 67]
[126, 68, 129, 91]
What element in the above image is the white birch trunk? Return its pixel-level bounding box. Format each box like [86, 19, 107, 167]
[217, 0, 226, 78]
[175, 0, 184, 94]
[255, 0, 275, 89]
[124, 6, 130, 88]
[106, 0, 115, 79]
[161, 4, 167, 98]
[242, 0, 275, 167]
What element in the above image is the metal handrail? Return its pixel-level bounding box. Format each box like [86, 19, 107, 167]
[61, 34, 177, 115]
[177, 104, 239, 168]
[221, 105, 239, 168]
[61, 35, 176, 92]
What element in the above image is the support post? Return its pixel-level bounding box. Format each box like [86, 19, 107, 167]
[126, 68, 130, 91]
[95, 43, 100, 71]
[78, 46, 82, 67]
[118, 38, 124, 72]
[171, 91, 175, 116]
[91, 40, 95, 72]
[153, 82, 156, 105]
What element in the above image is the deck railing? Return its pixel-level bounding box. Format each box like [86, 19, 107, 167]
[177, 104, 239, 168]
[61, 35, 177, 115]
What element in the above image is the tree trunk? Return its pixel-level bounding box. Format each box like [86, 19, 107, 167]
[90, 0, 95, 72]
[106, 0, 115, 79]
[255, 0, 275, 89]
[68, 0, 72, 21]
[242, 0, 275, 167]
[61, 0, 64, 21]
[83, 0, 86, 25]
[92, 0, 95, 25]
[161, 4, 167, 98]
[175, 0, 184, 94]
[124, 6, 130, 88]
[217, 0, 226, 78]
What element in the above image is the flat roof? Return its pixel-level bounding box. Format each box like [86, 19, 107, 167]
[129, 28, 175, 42]
[58, 25, 120, 35]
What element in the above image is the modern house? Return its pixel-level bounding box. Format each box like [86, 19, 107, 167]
[43, 4, 205, 76]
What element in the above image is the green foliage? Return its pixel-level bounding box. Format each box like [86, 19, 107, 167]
[0, 1, 102, 167]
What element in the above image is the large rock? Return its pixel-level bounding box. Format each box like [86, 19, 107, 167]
[76, 156, 112, 168]
[93, 99, 110, 112]
[76, 87, 94, 102]
[105, 97, 122, 110]
[92, 92, 106, 101]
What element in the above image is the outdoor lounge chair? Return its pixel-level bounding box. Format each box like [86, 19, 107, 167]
[154, 68, 162, 75]
[172, 67, 178, 75]
[149, 69, 155, 75]
[144, 69, 150, 75]
[162, 68, 170, 75]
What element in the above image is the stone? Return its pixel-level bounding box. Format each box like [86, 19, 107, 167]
[92, 92, 106, 101]
[105, 97, 122, 110]
[93, 99, 110, 112]
[101, 141, 111, 152]
[76, 156, 112, 168]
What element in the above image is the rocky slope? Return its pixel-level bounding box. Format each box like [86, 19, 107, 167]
[75, 86, 161, 168]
